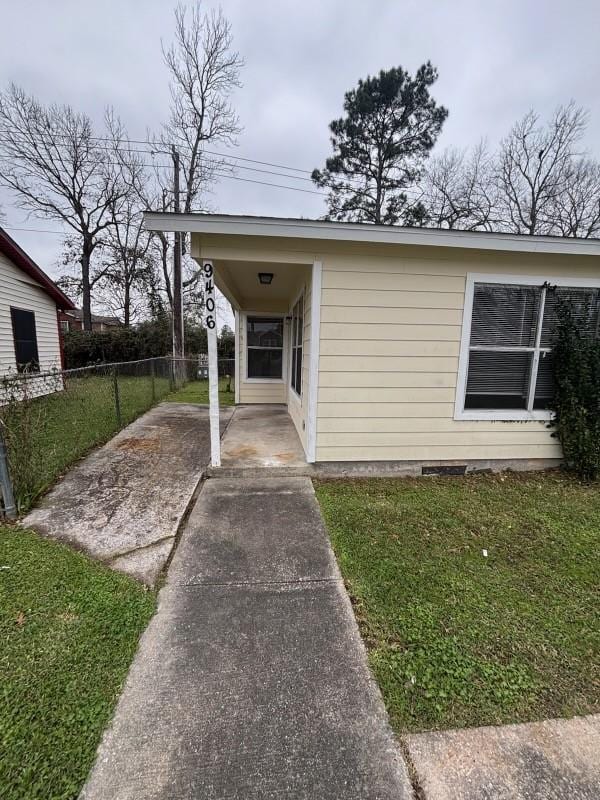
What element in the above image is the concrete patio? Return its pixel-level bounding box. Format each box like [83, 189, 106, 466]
[218, 404, 308, 471]
[23, 402, 234, 585]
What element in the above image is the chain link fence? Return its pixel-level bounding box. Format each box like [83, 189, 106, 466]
[0, 355, 235, 516]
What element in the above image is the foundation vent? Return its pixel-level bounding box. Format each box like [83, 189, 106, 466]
[422, 464, 467, 477]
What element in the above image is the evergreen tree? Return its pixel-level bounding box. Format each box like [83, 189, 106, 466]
[312, 63, 447, 225]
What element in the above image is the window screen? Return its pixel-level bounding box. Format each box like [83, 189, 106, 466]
[246, 317, 283, 379]
[10, 308, 39, 373]
[463, 283, 600, 413]
[290, 293, 303, 396]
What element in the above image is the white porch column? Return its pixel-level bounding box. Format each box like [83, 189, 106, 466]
[306, 259, 322, 463]
[202, 260, 221, 467]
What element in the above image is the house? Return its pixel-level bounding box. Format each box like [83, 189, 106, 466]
[0, 227, 75, 385]
[58, 308, 121, 334]
[145, 212, 600, 472]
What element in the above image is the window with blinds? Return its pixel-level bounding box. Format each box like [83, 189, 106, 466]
[463, 282, 600, 413]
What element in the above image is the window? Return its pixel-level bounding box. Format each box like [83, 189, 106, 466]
[246, 316, 283, 379]
[60, 319, 70, 333]
[290, 293, 304, 396]
[11, 308, 40, 373]
[457, 277, 600, 420]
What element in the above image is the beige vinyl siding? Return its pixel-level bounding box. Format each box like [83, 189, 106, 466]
[0, 251, 61, 374]
[238, 311, 286, 404]
[287, 273, 312, 451]
[316, 249, 600, 463]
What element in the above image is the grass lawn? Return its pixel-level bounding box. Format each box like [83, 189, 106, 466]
[3, 373, 233, 513]
[0, 525, 155, 800]
[315, 472, 600, 734]
[166, 377, 235, 405]
[3, 373, 173, 512]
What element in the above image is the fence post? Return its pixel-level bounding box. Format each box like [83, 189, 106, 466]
[150, 359, 156, 403]
[0, 427, 16, 519]
[169, 358, 176, 393]
[113, 367, 122, 427]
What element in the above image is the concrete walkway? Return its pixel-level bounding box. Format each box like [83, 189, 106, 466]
[80, 477, 413, 800]
[24, 403, 233, 585]
[406, 714, 600, 800]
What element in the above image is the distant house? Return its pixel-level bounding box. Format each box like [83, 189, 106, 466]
[0, 227, 75, 385]
[58, 308, 121, 333]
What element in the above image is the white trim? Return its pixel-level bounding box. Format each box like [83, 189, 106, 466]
[234, 309, 240, 404]
[454, 272, 600, 422]
[144, 212, 600, 257]
[288, 284, 305, 402]
[244, 311, 286, 383]
[466, 273, 600, 289]
[306, 260, 322, 463]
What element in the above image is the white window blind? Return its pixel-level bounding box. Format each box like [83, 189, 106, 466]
[464, 283, 600, 413]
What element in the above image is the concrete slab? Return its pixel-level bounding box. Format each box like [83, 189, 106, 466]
[220, 405, 307, 469]
[167, 477, 338, 585]
[23, 403, 233, 585]
[80, 476, 413, 800]
[406, 714, 600, 800]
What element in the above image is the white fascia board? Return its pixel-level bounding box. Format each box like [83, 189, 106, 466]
[143, 212, 600, 258]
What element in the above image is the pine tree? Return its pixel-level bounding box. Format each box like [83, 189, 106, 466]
[312, 63, 448, 225]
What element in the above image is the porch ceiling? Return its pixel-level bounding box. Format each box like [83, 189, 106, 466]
[211, 259, 310, 312]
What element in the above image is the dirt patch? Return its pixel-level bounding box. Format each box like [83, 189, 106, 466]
[274, 451, 297, 463]
[115, 437, 161, 452]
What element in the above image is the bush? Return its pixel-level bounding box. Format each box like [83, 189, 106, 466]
[551, 295, 600, 480]
[63, 318, 209, 368]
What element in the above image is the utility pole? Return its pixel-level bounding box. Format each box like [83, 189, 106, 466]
[172, 145, 184, 358]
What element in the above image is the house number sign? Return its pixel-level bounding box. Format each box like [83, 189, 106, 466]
[203, 261, 216, 328]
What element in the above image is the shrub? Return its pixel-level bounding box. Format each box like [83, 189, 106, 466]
[63, 318, 209, 368]
[550, 294, 600, 480]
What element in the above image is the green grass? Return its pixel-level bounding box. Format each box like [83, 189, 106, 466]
[0, 525, 156, 800]
[2, 373, 234, 513]
[166, 377, 235, 405]
[315, 472, 600, 734]
[3, 373, 175, 512]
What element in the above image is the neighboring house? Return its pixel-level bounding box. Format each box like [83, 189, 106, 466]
[58, 308, 121, 334]
[0, 227, 75, 390]
[145, 212, 600, 472]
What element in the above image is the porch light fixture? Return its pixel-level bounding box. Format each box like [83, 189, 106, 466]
[258, 272, 273, 285]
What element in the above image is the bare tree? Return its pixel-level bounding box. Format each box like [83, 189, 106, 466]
[0, 84, 127, 329]
[548, 157, 600, 238]
[91, 113, 157, 325]
[495, 103, 588, 235]
[161, 3, 243, 214]
[421, 142, 497, 230]
[153, 3, 242, 354]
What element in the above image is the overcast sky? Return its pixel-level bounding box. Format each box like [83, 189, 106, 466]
[1, 0, 599, 300]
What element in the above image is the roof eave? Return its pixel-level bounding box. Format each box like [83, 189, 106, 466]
[143, 212, 600, 258]
[0, 227, 76, 309]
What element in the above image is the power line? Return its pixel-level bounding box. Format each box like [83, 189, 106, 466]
[0, 127, 425, 205]
[0, 127, 422, 195]
[0, 126, 315, 176]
